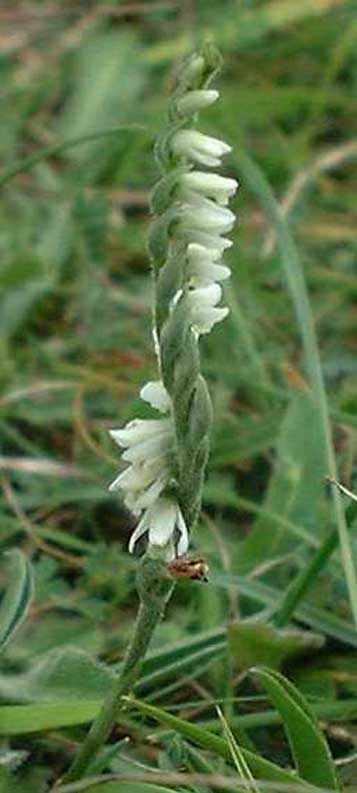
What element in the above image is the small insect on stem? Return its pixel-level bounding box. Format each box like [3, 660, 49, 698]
[168, 555, 209, 582]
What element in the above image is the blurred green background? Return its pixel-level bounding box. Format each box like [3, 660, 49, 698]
[0, 0, 357, 783]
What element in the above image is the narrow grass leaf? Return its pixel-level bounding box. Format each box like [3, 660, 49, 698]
[241, 392, 325, 569]
[0, 550, 34, 652]
[217, 706, 262, 793]
[125, 696, 309, 787]
[230, 141, 357, 627]
[212, 572, 357, 648]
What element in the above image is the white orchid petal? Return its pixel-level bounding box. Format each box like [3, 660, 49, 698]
[187, 242, 222, 263]
[128, 513, 149, 553]
[109, 418, 171, 448]
[188, 260, 231, 287]
[176, 89, 219, 116]
[171, 130, 231, 168]
[192, 306, 229, 334]
[180, 171, 238, 205]
[180, 204, 235, 234]
[144, 497, 176, 547]
[128, 497, 189, 557]
[122, 431, 172, 464]
[179, 190, 235, 218]
[108, 455, 167, 495]
[180, 228, 233, 251]
[132, 473, 169, 512]
[188, 283, 222, 308]
[140, 381, 171, 413]
[176, 509, 189, 555]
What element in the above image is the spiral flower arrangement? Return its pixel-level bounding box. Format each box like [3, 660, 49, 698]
[110, 43, 237, 561]
[63, 44, 238, 785]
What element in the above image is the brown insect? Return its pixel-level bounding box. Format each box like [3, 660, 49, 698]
[168, 555, 209, 582]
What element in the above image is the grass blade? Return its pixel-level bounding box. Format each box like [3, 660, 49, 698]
[125, 696, 310, 787]
[0, 550, 34, 652]
[231, 142, 357, 627]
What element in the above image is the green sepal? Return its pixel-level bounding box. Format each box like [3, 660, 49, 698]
[178, 436, 210, 530]
[187, 375, 213, 452]
[160, 299, 191, 391]
[150, 165, 188, 215]
[155, 243, 186, 331]
[147, 210, 175, 270]
[154, 119, 188, 173]
[172, 329, 200, 418]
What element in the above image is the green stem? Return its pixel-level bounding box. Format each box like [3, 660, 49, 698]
[60, 556, 173, 785]
[274, 528, 337, 628]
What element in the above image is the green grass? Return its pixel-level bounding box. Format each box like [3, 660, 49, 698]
[0, 1, 357, 791]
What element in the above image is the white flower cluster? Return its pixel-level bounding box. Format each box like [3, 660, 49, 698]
[109, 380, 188, 559]
[110, 86, 237, 559]
[170, 93, 238, 334]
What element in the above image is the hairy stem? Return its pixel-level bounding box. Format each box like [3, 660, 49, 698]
[58, 556, 174, 785]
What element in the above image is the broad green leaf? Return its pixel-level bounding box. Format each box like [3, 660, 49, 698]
[0, 551, 34, 652]
[228, 620, 324, 671]
[212, 571, 357, 648]
[254, 668, 339, 789]
[0, 629, 225, 705]
[126, 696, 309, 787]
[0, 646, 114, 702]
[0, 700, 100, 734]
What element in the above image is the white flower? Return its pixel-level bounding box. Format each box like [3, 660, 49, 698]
[179, 171, 238, 205]
[171, 130, 231, 168]
[187, 283, 229, 334]
[178, 227, 233, 252]
[109, 458, 170, 514]
[175, 89, 219, 116]
[140, 381, 171, 413]
[109, 381, 174, 515]
[129, 496, 189, 558]
[110, 419, 172, 464]
[187, 243, 230, 287]
[179, 194, 235, 235]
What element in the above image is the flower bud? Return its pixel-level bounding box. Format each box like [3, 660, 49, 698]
[171, 130, 231, 168]
[180, 171, 238, 205]
[187, 243, 230, 286]
[175, 89, 219, 116]
[179, 200, 235, 234]
[187, 283, 229, 334]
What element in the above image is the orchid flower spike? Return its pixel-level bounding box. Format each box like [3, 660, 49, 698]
[110, 43, 237, 561]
